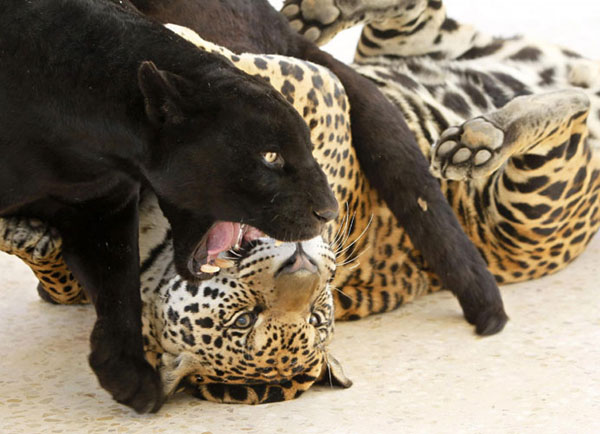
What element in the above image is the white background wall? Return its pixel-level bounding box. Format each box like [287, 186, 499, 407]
[268, 0, 600, 62]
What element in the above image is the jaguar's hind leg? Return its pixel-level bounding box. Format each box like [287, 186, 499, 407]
[281, 0, 407, 46]
[431, 90, 591, 181]
[437, 90, 600, 283]
[281, 0, 485, 62]
[282, 0, 438, 46]
[0, 217, 87, 304]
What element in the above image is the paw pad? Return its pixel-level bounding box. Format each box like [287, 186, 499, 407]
[430, 117, 505, 180]
[281, 0, 344, 44]
[452, 148, 472, 164]
[474, 149, 493, 166]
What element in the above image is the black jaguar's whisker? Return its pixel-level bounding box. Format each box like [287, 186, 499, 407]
[336, 243, 370, 267]
[221, 254, 239, 261]
[330, 202, 349, 248]
[329, 224, 345, 252]
[227, 249, 242, 257]
[333, 207, 357, 255]
[331, 222, 346, 253]
[335, 214, 373, 258]
[332, 214, 350, 251]
[334, 210, 356, 255]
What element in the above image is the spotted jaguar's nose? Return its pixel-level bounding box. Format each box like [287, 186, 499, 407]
[277, 243, 318, 275]
[274, 244, 321, 311]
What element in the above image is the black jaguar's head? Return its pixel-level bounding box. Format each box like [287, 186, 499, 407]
[137, 61, 338, 279]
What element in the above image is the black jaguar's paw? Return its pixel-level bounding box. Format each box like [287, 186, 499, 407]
[89, 321, 164, 413]
[464, 304, 509, 336]
[430, 118, 506, 181]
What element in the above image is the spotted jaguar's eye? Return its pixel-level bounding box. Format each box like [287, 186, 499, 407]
[262, 152, 284, 168]
[233, 311, 256, 329]
[309, 312, 324, 327]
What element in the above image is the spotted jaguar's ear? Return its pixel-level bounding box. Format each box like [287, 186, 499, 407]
[316, 353, 353, 389]
[138, 61, 190, 126]
[159, 352, 205, 396]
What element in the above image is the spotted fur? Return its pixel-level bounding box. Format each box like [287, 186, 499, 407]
[3, 3, 600, 403]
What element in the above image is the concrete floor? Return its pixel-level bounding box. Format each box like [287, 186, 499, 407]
[1, 1, 599, 433]
[1, 232, 598, 433]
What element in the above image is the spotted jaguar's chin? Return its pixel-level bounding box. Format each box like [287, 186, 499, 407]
[188, 222, 266, 278]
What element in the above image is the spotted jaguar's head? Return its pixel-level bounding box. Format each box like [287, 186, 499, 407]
[140, 205, 351, 403]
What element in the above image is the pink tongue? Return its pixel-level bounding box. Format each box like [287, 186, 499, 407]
[206, 222, 241, 257]
[243, 226, 264, 242]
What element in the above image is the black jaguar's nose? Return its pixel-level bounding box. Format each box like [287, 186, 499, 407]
[313, 206, 338, 223]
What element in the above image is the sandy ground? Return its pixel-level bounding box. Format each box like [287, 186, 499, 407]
[1, 1, 599, 433]
[1, 234, 598, 434]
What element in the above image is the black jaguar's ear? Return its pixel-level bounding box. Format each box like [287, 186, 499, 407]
[138, 61, 188, 125]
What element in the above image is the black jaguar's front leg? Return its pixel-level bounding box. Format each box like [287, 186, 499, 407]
[60, 190, 164, 413]
[298, 40, 508, 335]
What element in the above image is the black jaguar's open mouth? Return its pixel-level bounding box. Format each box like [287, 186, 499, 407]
[189, 222, 265, 277]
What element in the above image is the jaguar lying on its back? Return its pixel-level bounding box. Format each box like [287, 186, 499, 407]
[3, 0, 600, 404]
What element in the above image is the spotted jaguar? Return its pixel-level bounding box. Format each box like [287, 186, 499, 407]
[3, 0, 600, 404]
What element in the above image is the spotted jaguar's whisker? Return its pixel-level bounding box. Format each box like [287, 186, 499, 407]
[329, 285, 357, 302]
[323, 352, 335, 389]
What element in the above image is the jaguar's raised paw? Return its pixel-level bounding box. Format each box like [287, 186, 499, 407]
[282, 0, 344, 45]
[430, 118, 507, 181]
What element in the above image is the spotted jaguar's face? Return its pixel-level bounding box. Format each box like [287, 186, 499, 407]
[144, 236, 338, 395]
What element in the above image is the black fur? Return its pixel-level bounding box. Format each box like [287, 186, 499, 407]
[0, 0, 336, 412]
[131, 0, 508, 335]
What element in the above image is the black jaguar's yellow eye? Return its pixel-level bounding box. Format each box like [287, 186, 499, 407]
[233, 312, 256, 329]
[262, 152, 284, 167]
[263, 152, 278, 163]
[309, 312, 324, 327]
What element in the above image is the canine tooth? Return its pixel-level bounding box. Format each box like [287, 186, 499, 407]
[274, 240, 283, 246]
[235, 225, 244, 249]
[214, 258, 235, 269]
[200, 264, 220, 273]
